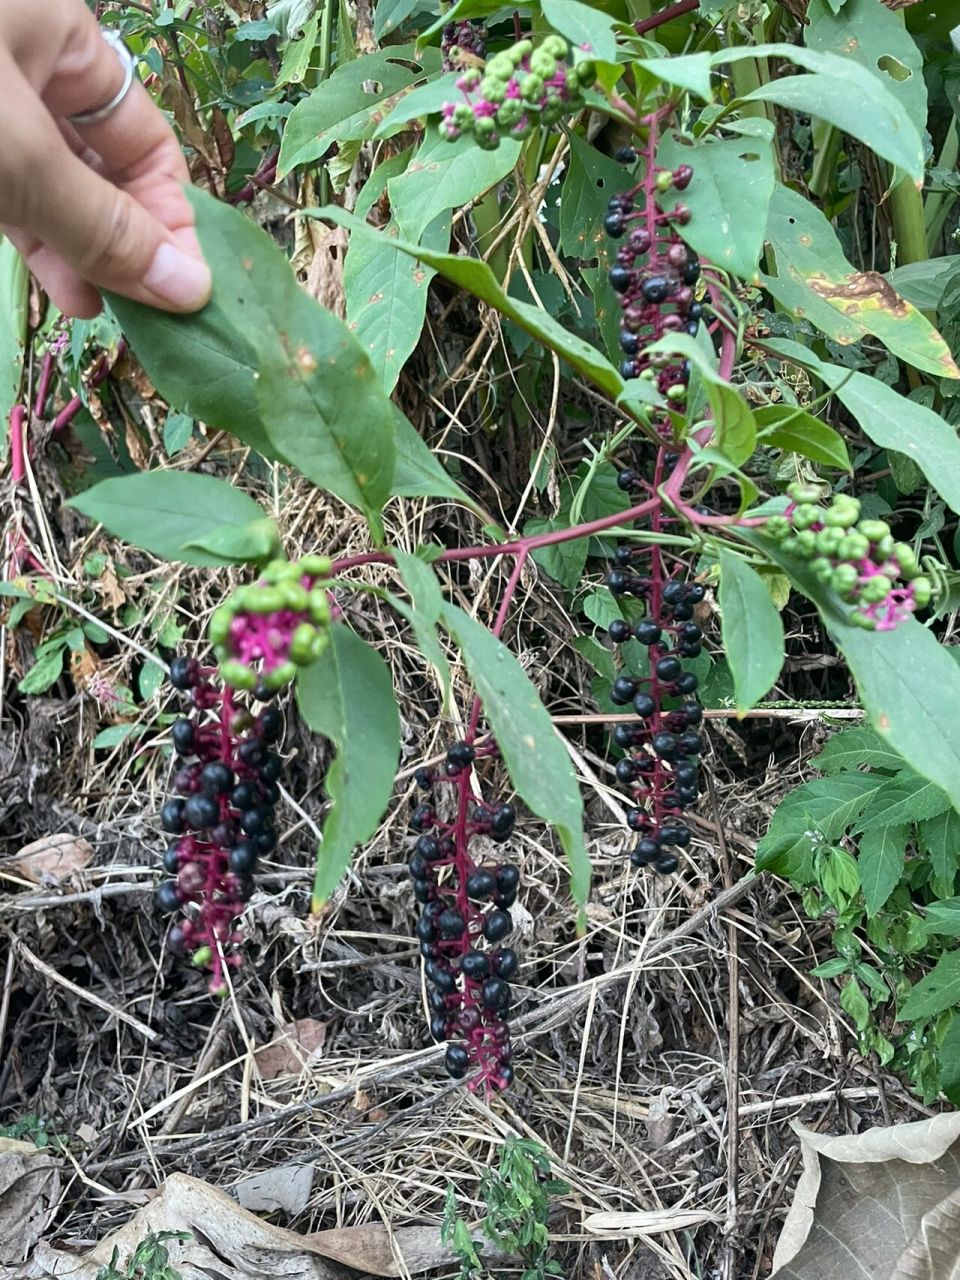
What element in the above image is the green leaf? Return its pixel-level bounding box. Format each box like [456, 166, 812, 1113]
[939, 1015, 960, 1105]
[635, 53, 713, 101]
[541, 0, 617, 63]
[645, 332, 756, 464]
[93, 723, 147, 749]
[109, 190, 399, 527]
[717, 549, 785, 712]
[0, 237, 28, 428]
[182, 516, 281, 566]
[858, 823, 908, 916]
[18, 644, 65, 695]
[920, 898, 960, 938]
[373, 71, 461, 138]
[392, 409, 478, 508]
[278, 46, 441, 176]
[811, 727, 904, 775]
[373, 0, 422, 38]
[417, 0, 534, 45]
[388, 129, 521, 240]
[919, 808, 960, 898]
[756, 772, 883, 881]
[296, 627, 400, 909]
[726, 44, 925, 180]
[840, 977, 871, 1031]
[762, 185, 959, 380]
[805, 0, 926, 136]
[392, 550, 451, 702]
[276, 11, 319, 86]
[857, 771, 951, 832]
[343, 212, 450, 393]
[754, 404, 850, 471]
[900, 950, 960, 1021]
[67, 473, 269, 567]
[889, 257, 960, 314]
[658, 128, 776, 281]
[315, 207, 626, 399]
[438, 602, 589, 907]
[526, 518, 588, 589]
[162, 412, 194, 457]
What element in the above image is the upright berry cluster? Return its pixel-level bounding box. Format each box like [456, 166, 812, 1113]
[209, 555, 333, 696]
[441, 19, 487, 72]
[440, 36, 594, 147]
[606, 574, 705, 872]
[156, 658, 285, 994]
[766, 484, 933, 630]
[607, 161, 701, 431]
[408, 740, 519, 1091]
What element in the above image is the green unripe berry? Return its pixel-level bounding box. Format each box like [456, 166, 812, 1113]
[530, 50, 556, 78]
[851, 610, 877, 630]
[794, 529, 818, 556]
[786, 481, 822, 504]
[656, 170, 674, 192]
[480, 77, 507, 104]
[542, 35, 569, 59]
[836, 532, 870, 561]
[764, 515, 791, 541]
[510, 121, 533, 139]
[474, 117, 497, 138]
[192, 946, 213, 968]
[860, 575, 891, 604]
[309, 589, 331, 625]
[541, 101, 563, 124]
[290, 622, 319, 666]
[497, 98, 523, 126]
[520, 73, 543, 99]
[311, 630, 330, 660]
[453, 103, 474, 126]
[209, 606, 233, 647]
[486, 54, 514, 79]
[666, 383, 687, 402]
[220, 660, 257, 691]
[460, 68, 482, 89]
[893, 543, 919, 578]
[831, 564, 859, 596]
[824, 498, 860, 529]
[263, 660, 298, 691]
[279, 581, 309, 612]
[299, 554, 332, 578]
[246, 586, 285, 615]
[857, 519, 890, 543]
[913, 576, 932, 608]
[814, 527, 843, 555]
[874, 534, 895, 559]
[792, 503, 821, 531]
[513, 39, 533, 59]
[811, 556, 835, 583]
[576, 60, 596, 86]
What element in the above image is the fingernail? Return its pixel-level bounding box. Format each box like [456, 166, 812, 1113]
[144, 242, 212, 310]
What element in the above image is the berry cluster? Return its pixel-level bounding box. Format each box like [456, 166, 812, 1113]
[408, 740, 519, 1090]
[766, 484, 933, 630]
[606, 162, 701, 440]
[208, 555, 333, 696]
[440, 36, 595, 148]
[156, 656, 285, 994]
[606, 570, 705, 872]
[441, 19, 487, 72]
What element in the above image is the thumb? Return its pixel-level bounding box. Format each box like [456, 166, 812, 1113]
[32, 141, 212, 312]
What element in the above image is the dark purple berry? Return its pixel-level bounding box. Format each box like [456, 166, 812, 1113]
[633, 693, 656, 718]
[483, 910, 512, 943]
[466, 869, 497, 900]
[634, 620, 661, 645]
[229, 843, 259, 875]
[642, 275, 670, 303]
[611, 675, 639, 705]
[184, 794, 219, 829]
[447, 741, 475, 768]
[240, 804, 272, 835]
[461, 950, 490, 981]
[155, 880, 181, 913]
[604, 212, 625, 237]
[254, 827, 278, 854]
[490, 804, 516, 839]
[482, 977, 510, 1010]
[162, 843, 181, 873]
[676, 672, 699, 694]
[410, 804, 436, 832]
[609, 619, 631, 644]
[656, 656, 682, 681]
[169, 656, 198, 690]
[652, 731, 678, 758]
[160, 798, 186, 834]
[609, 265, 632, 293]
[416, 835, 442, 861]
[617, 469, 640, 491]
[258, 753, 282, 783]
[654, 852, 680, 874]
[492, 947, 519, 979]
[171, 719, 195, 755]
[258, 708, 284, 742]
[417, 916, 439, 944]
[409, 853, 428, 882]
[414, 767, 434, 790]
[439, 908, 466, 938]
[201, 761, 234, 796]
[677, 732, 703, 756]
[238, 738, 265, 768]
[430, 1014, 448, 1042]
[445, 1044, 470, 1078]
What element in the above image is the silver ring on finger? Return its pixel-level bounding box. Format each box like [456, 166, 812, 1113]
[67, 31, 137, 127]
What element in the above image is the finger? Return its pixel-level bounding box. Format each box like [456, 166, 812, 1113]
[2, 225, 102, 319]
[0, 56, 210, 313]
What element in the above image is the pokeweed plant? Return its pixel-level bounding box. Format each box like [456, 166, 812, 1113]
[12, 0, 960, 1098]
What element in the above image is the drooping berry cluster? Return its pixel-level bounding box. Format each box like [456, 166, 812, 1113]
[441, 19, 487, 72]
[766, 484, 933, 630]
[606, 570, 705, 872]
[156, 657, 285, 995]
[440, 36, 595, 148]
[607, 163, 701, 428]
[209, 555, 333, 696]
[408, 740, 519, 1090]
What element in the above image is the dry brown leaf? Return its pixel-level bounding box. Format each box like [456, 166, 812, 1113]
[0, 1146, 61, 1276]
[255, 1018, 328, 1080]
[772, 1114, 960, 1278]
[22, 1173, 491, 1279]
[13, 833, 93, 883]
[69, 646, 100, 693]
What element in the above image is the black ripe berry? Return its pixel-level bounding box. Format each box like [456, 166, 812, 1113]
[492, 947, 519, 979]
[655, 852, 680, 874]
[682, 702, 703, 725]
[604, 212, 625, 237]
[168, 656, 197, 690]
[461, 950, 490, 981]
[258, 753, 283, 783]
[171, 719, 195, 755]
[615, 145, 637, 163]
[259, 707, 284, 742]
[687, 583, 706, 603]
[490, 804, 516, 839]
[184, 793, 219, 830]
[447, 741, 475, 768]
[231, 781, 258, 810]
[609, 618, 630, 644]
[466, 869, 497, 900]
[415, 834, 442, 861]
[409, 853, 428, 882]
[676, 672, 699, 695]
[439, 908, 466, 938]
[201, 761, 234, 796]
[633, 692, 656, 718]
[617, 469, 640, 492]
[609, 265, 632, 293]
[155, 880, 181, 913]
[229, 843, 259, 875]
[616, 758, 638, 784]
[634, 620, 661, 645]
[238, 738, 265, 768]
[430, 1014, 449, 1042]
[611, 675, 639, 705]
[656, 656, 682, 682]
[417, 916, 439, 944]
[410, 804, 436, 832]
[484, 910, 512, 943]
[482, 977, 510, 1010]
[652, 732, 678, 758]
[414, 766, 434, 790]
[677, 731, 704, 756]
[642, 275, 670, 303]
[160, 798, 186, 834]
[663, 581, 685, 604]
[614, 723, 637, 748]
[163, 843, 181, 874]
[445, 1044, 470, 1078]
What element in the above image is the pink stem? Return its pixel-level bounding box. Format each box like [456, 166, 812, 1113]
[52, 341, 126, 434]
[34, 353, 55, 420]
[9, 406, 26, 485]
[634, 0, 700, 36]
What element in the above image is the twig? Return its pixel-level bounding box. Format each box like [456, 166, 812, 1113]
[14, 939, 159, 1042]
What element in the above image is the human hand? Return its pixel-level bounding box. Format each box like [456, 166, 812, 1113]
[0, 0, 211, 319]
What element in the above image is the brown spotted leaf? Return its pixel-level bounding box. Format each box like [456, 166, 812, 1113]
[13, 833, 93, 884]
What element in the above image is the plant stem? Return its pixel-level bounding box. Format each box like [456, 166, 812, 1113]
[925, 118, 959, 252]
[634, 0, 698, 36]
[317, 0, 336, 207]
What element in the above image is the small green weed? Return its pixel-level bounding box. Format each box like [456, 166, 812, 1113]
[95, 1232, 189, 1280]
